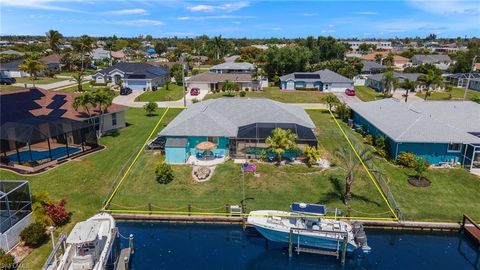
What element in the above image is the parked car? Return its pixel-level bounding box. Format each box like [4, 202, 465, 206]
[190, 88, 200, 96]
[0, 77, 14, 85]
[120, 87, 132, 95]
[345, 88, 356, 96]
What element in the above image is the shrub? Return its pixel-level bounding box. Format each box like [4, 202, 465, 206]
[335, 102, 350, 121]
[413, 157, 429, 178]
[374, 136, 389, 158]
[155, 163, 174, 184]
[302, 146, 322, 166]
[143, 101, 158, 116]
[396, 152, 417, 168]
[364, 134, 374, 145]
[20, 223, 48, 248]
[0, 249, 15, 270]
[244, 87, 249, 91]
[191, 98, 200, 103]
[295, 87, 320, 91]
[44, 198, 69, 226]
[239, 91, 246, 97]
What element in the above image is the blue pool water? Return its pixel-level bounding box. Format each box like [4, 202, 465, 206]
[117, 222, 479, 270]
[7, 146, 81, 162]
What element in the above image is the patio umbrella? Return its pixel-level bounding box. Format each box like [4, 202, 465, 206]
[196, 141, 217, 151]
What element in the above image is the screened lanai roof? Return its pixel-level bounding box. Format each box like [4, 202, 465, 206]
[0, 116, 91, 143]
[237, 123, 317, 142]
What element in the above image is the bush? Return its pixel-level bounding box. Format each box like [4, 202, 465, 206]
[155, 163, 174, 184]
[413, 157, 429, 178]
[374, 136, 389, 158]
[239, 91, 246, 97]
[364, 134, 374, 145]
[302, 146, 322, 166]
[20, 223, 48, 248]
[294, 87, 320, 91]
[143, 101, 158, 116]
[396, 152, 417, 168]
[191, 98, 200, 103]
[44, 198, 69, 226]
[0, 249, 15, 270]
[244, 87, 249, 91]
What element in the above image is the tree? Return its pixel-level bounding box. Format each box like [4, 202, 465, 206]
[374, 53, 383, 63]
[170, 63, 184, 84]
[0, 249, 15, 270]
[45, 29, 63, 54]
[400, 78, 417, 102]
[222, 80, 239, 96]
[74, 35, 94, 71]
[335, 101, 351, 121]
[325, 94, 339, 110]
[413, 157, 428, 179]
[419, 69, 444, 100]
[20, 222, 48, 248]
[92, 89, 115, 136]
[265, 128, 298, 163]
[155, 163, 174, 184]
[381, 70, 398, 96]
[264, 46, 311, 80]
[238, 46, 265, 63]
[72, 91, 95, 117]
[19, 57, 44, 87]
[383, 53, 394, 67]
[303, 145, 322, 166]
[143, 101, 158, 116]
[335, 146, 373, 205]
[71, 71, 84, 92]
[154, 41, 167, 55]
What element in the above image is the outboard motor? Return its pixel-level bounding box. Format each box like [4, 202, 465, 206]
[352, 222, 371, 253]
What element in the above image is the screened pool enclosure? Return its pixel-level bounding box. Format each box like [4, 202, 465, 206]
[0, 181, 32, 234]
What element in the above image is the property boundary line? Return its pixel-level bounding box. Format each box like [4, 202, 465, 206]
[102, 107, 170, 211]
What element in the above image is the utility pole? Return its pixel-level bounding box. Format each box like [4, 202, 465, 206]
[464, 55, 477, 100]
[181, 55, 187, 108]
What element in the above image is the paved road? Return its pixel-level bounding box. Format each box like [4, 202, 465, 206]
[391, 89, 423, 102]
[14, 75, 91, 90]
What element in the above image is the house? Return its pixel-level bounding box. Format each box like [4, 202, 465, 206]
[158, 98, 317, 164]
[0, 60, 28, 77]
[350, 99, 480, 172]
[210, 62, 254, 74]
[354, 61, 386, 86]
[365, 72, 425, 92]
[91, 48, 111, 61]
[411, 54, 452, 71]
[445, 73, 480, 88]
[362, 52, 410, 69]
[40, 53, 62, 71]
[0, 180, 32, 251]
[92, 62, 168, 90]
[279, 69, 353, 92]
[191, 55, 209, 66]
[111, 50, 126, 62]
[346, 41, 393, 51]
[186, 72, 257, 92]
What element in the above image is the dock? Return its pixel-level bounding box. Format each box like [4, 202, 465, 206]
[115, 248, 132, 270]
[462, 214, 480, 247]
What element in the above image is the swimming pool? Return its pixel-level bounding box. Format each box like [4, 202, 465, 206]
[117, 222, 479, 270]
[7, 146, 81, 162]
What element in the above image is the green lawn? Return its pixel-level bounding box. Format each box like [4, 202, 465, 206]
[204, 87, 331, 103]
[0, 84, 25, 91]
[0, 108, 177, 269]
[15, 76, 68, 85]
[57, 70, 95, 76]
[354, 86, 385, 102]
[55, 83, 99, 93]
[135, 84, 185, 102]
[416, 87, 480, 103]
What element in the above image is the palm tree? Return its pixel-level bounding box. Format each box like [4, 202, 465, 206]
[77, 35, 94, 71]
[71, 71, 84, 92]
[419, 70, 444, 101]
[381, 70, 398, 96]
[72, 92, 94, 117]
[383, 53, 394, 67]
[335, 146, 373, 205]
[92, 89, 115, 137]
[46, 29, 63, 54]
[399, 79, 417, 102]
[19, 58, 44, 87]
[265, 128, 298, 164]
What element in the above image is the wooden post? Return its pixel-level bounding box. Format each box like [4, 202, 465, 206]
[341, 236, 347, 265]
[124, 256, 129, 270]
[129, 234, 134, 254]
[188, 204, 192, 216]
[225, 204, 229, 215]
[148, 203, 152, 215]
[288, 229, 293, 258]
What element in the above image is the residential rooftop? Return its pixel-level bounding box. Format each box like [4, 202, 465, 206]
[186, 72, 252, 83]
[280, 69, 353, 83]
[210, 62, 254, 71]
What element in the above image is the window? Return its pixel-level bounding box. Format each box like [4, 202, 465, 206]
[447, 143, 462, 152]
[111, 113, 117, 126]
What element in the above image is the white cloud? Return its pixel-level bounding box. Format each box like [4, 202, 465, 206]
[104, 9, 149, 15]
[187, 2, 249, 13]
[0, 0, 80, 12]
[302, 12, 317, 16]
[178, 15, 254, 21]
[351, 11, 379, 15]
[328, 24, 335, 28]
[321, 30, 336, 33]
[111, 19, 164, 26]
[272, 27, 282, 31]
[407, 0, 480, 14]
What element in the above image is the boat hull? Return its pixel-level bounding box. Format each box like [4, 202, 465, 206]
[253, 225, 357, 253]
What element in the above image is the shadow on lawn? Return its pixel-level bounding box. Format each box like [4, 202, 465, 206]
[317, 176, 344, 204]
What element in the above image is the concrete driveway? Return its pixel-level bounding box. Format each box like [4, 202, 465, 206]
[112, 89, 209, 108]
[334, 92, 362, 105]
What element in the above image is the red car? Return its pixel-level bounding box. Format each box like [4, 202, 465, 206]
[345, 88, 356, 96]
[190, 88, 200, 96]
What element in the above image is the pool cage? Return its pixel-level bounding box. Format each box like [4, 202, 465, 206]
[0, 181, 32, 235]
[0, 116, 98, 167]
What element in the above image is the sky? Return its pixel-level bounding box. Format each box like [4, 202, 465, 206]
[0, 0, 479, 38]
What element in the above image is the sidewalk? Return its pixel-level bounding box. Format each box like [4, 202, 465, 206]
[113, 89, 208, 108]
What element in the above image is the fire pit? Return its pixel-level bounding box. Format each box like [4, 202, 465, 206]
[193, 166, 212, 182]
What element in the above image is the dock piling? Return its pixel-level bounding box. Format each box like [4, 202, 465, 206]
[341, 236, 347, 265]
[288, 229, 293, 258]
[129, 234, 134, 254]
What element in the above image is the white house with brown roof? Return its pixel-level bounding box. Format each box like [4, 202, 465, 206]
[186, 72, 257, 92]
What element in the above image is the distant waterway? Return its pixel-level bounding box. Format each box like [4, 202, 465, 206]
[117, 222, 479, 270]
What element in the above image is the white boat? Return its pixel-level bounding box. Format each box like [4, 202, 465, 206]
[50, 213, 117, 270]
[247, 204, 371, 254]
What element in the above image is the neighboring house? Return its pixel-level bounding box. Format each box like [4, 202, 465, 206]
[0, 180, 32, 251]
[365, 72, 425, 92]
[158, 98, 317, 164]
[474, 63, 480, 71]
[362, 52, 410, 69]
[350, 99, 480, 172]
[40, 53, 62, 71]
[91, 48, 111, 61]
[0, 50, 25, 56]
[279, 69, 353, 92]
[346, 41, 393, 51]
[411, 54, 452, 71]
[354, 61, 386, 86]
[186, 72, 257, 92]
[445, 73, 480, 88]
[92, 62, 168, 90]
[210, 62, 254, 74]
[192, 55, 209, 66]
[0, 60, 28, 78]
[111, 50, 126, 62]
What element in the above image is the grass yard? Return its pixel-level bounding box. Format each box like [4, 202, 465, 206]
[55, 83, 100, 93]
[416, 87, 480, 103]
[0, 108, 177, 269]
[354, 86, 385, 102]
[0, 84, 25, 91]
[135, 84, 184, 102]
[15, 76, 68, 85]
[204, 87, 331, 103]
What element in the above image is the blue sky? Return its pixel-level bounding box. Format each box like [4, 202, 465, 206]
[1, 0, 479, 38]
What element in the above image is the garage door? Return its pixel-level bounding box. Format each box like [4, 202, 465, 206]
[126, 80, 147, 90]
[188, 83, 210, 91]
[286, 81, 294, 90]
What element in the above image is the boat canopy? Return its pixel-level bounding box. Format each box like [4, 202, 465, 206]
[291, 202, 326, 216]
[66, 220, 101, 244]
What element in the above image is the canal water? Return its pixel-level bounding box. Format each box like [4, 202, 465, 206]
[117, 222, 479, 270]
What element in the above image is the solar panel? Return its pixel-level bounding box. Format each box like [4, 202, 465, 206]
[46, 95, 67, 109]
[146, 67, 166, 76]
[48, 109, 67, 117]
[126, 74, 146, 79]
[294, 73, 320, 79]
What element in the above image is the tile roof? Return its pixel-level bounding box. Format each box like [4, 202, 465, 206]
[367, 72, 423, 82]
[279, 69, 353, 83]
[40, 54, 61, 65]
[412, 54, 452, 64]
[361, 60, 386, 72]
[210, 62, 254, 71]
[0, 59, 23, 71]
[94, 62, 168, 80]
[350, 99, 480, 144]
[159, 98, 315, 137]
[187, 72, 252, 83]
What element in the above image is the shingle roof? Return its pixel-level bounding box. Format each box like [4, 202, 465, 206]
[159, 98, 315, 137]
[367, 72, 423, 82]
[40, 54, 61, 65]
[412, 54, 452, 64]
[0, 59, 23, 71]
[187, 72, 252, 83]
[210, 62, 254, 71]
[350, 99, 480, 144]
[94, 62, 167, 80]
[361, 60, 386, 73]
[280, 69, 353, 83]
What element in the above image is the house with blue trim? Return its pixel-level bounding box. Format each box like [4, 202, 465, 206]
[279, 69, 353, 92]
[157, 98, 317, 164]
[365, 72, 425, 92]
[349, 99, 480, 172]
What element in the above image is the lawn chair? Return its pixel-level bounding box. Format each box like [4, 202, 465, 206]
[214, 150, 225, 158]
